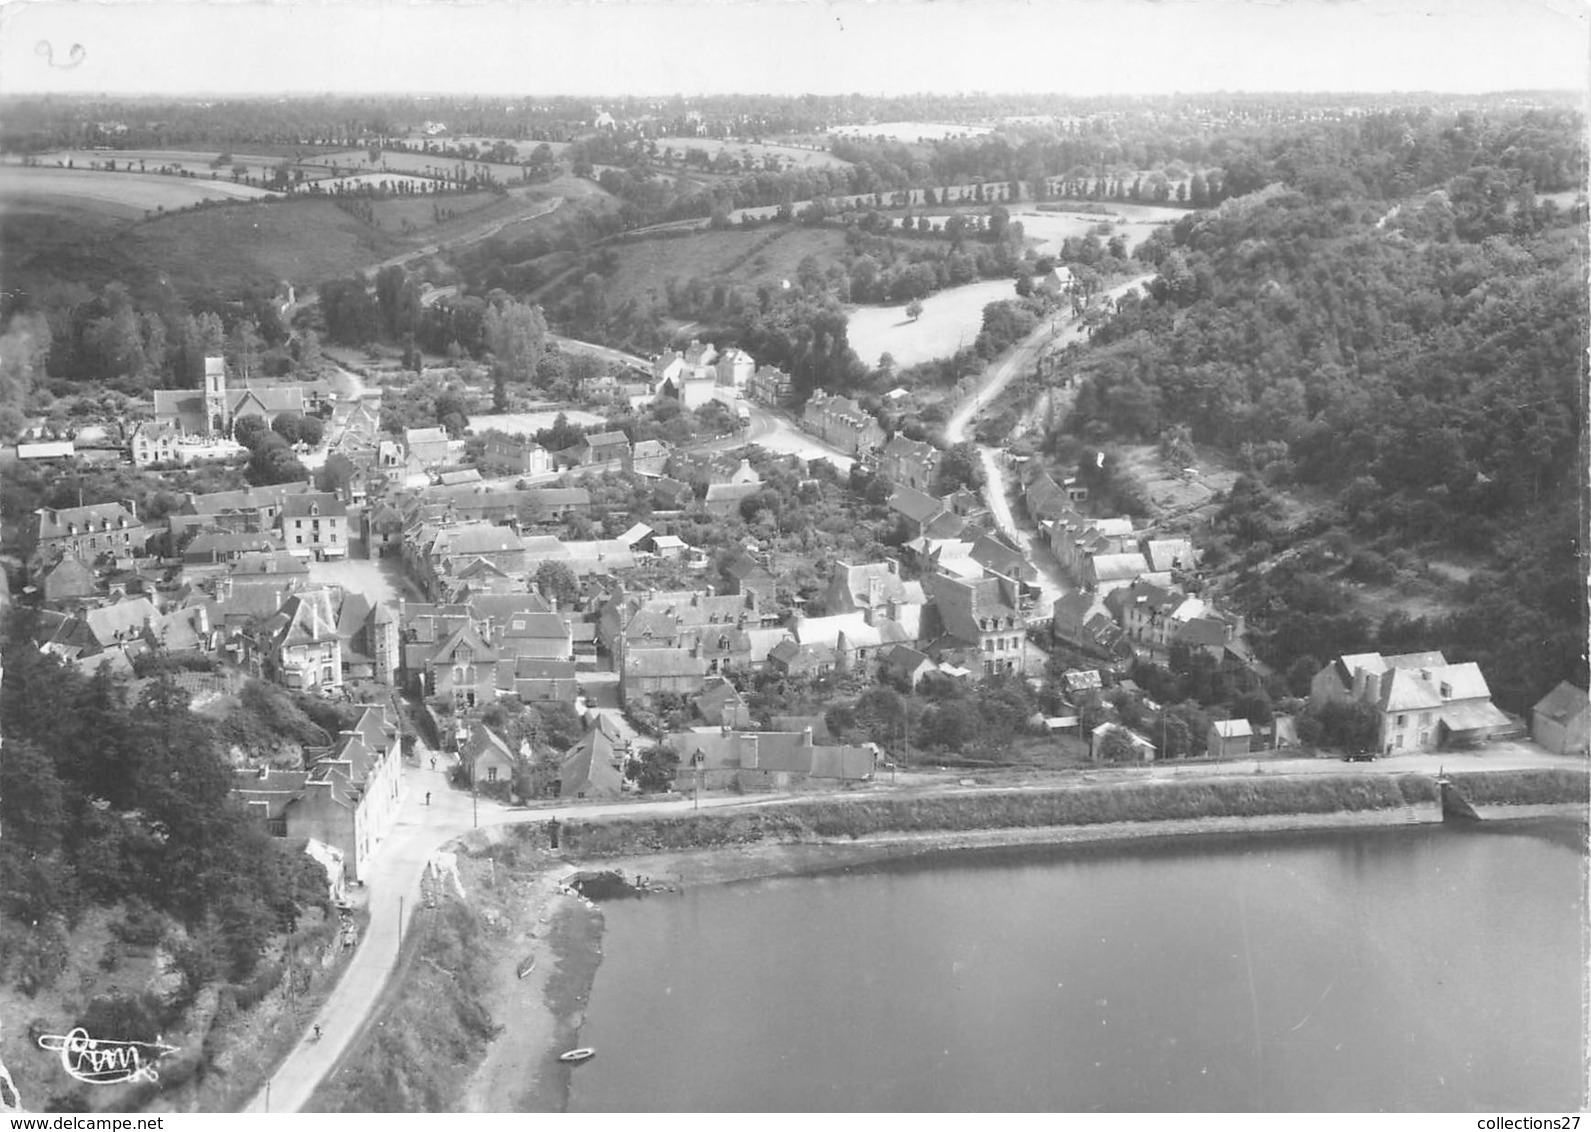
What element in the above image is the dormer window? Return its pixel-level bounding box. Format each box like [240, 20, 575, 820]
[1440, 682, 1452, 700]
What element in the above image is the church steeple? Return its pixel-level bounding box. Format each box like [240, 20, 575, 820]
[203, 355, 228, 437]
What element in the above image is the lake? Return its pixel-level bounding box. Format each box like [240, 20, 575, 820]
[567, 821, 1585, 1112]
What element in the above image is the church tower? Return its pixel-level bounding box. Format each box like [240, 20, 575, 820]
[203, 355, 228, 437]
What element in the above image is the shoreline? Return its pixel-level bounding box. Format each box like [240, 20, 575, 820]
[466, 799, 1585, 1111]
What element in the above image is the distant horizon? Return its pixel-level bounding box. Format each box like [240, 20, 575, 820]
[2, 0, 1585, 100]
[2, 88, 1584, 103]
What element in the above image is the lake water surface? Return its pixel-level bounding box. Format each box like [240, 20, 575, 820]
[568, 821, 1586, 1112]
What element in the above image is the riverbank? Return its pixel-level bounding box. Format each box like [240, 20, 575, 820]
[315, 767, 1587, 1111]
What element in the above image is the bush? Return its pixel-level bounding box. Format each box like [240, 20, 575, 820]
[77, 991, 170, 1046]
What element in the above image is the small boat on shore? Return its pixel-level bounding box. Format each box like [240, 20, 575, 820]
[516, 955, 536, 979]
[558, 1047, 596, 1064]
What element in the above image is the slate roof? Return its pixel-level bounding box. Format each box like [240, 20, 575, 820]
[561, 731, 623, 797]
[1088, 553, 1150, 583]
[280, 492, 348, 519]
[888, 484, 945, 525]
[1144, 538, 1196, 574]
[624, 648, 708, 678]
[1534, 681, 1590, 725]
[35, 502, 140, 542]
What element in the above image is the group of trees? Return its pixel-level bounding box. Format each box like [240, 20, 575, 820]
[235, 410, 318, 485]
[1, 631, 329, 998]
[1, 280, 301, 395]
[1048, 105, 1587, 713]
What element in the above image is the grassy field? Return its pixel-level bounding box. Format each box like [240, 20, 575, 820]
[651, 135, 850, 170]
[593, 224, 849, 309]
[0, 164, 278, 211]
[846, 278, 1016, 369]
[1012, 207, 1181, 255]
[124, 197, 401, 295]
[316, 148, 529, 184]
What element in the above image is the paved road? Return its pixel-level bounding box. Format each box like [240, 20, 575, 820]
[944, 275, 1155, 614]
[242, 751, 768, 1114]
[945, 274, 1152, 446]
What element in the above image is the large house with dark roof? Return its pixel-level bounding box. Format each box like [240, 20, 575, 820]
[877, 435, 939, 491]
[237, 716, 404, 884]
[1310, 651, 1514, 754]
[33, 502, 148, 563]
[926, 572, 1026, 676]
[280, 492, 349, 560]
[619, 647, 708, 708]
[244, 588, 344, 693]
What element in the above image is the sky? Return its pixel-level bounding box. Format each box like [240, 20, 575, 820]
[0, 0, 1586, 98]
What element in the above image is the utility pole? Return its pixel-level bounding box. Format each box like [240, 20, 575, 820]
[398, 895, 403, 949]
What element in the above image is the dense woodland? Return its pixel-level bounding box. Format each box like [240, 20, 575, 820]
[1049, 110, 1587, 713]
[0, 631, 333, 1003]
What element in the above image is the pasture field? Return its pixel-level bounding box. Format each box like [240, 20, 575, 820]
[828, 121, 994, 142]
[124, 197, 401, 296]
[23, 149, 345, 187]
[0, 164, 278, 210]
[592, 225, 849, 309]
[27, 148, 309, 172]
[651, 136, 850, 170]
[846, 278, 1017, 369]
[315, 148, 530, 184]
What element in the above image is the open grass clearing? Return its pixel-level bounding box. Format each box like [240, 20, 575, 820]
[124, 197, 401, 296]
[26, 148, 311, 172]
[1013, 208, 1163, 254]
[651, 135, 851, 170]
[313, 148, 529, 184]
[846, 278, 1016, 369]
[0, 164, 279, 211]
[589, 224, 849, 309]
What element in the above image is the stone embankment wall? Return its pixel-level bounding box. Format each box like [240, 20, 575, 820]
[543, 769, 1588, 858]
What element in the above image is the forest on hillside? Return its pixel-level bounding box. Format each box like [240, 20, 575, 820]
[1051, 110, 1587, 713]
[0, 632, 333, 1000]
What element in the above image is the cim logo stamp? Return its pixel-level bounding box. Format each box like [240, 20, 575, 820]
[37, 1029, 180, 1085]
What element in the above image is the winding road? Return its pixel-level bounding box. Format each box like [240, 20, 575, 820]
[945, 274, 1154, 615]
[242, 757, 771, 1114]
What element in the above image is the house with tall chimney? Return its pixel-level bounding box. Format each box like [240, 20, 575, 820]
[1310, 651, 1515, 754]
